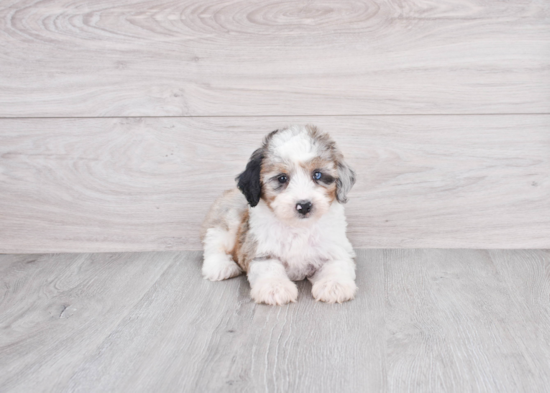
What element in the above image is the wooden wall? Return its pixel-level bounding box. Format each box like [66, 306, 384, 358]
[1, 0, 549, 252]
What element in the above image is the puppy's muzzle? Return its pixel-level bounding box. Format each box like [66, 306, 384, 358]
[295, 200, 313, 216]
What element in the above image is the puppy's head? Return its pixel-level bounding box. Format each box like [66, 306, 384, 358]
[236, 125, 355, 224]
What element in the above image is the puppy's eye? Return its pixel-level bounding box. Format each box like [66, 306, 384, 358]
[278, 175, 288, 184]
[313, 171, 322, 181]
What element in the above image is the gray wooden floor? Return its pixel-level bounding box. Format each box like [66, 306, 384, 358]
[1, 249, 550, 392]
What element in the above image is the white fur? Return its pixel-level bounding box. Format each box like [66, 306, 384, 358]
[249, 260, 298, 305]
[248, 201, 356, 304]
[309, 259, 357, 303]
[250, 201, 355, 281]
[270, 126, 318, 163]
[202, 227, 242, 281]
[269, 168, 331, 224]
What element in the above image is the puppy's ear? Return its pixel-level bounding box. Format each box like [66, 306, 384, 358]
[336, 159, 356, 204]
[236, 148, 264, 207]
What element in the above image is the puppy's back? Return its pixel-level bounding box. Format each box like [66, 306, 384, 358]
[200, 188, 248, 241]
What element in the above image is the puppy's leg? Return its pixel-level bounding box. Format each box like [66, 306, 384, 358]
[309, 258, 357, 304]
[248, 259, 298, 306]
[202, 227, 242, 281]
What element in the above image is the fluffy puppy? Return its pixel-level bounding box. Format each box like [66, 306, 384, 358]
[201, 125, 356, 305]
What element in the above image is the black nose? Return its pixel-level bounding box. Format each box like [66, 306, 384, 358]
[296, 201, 313, 215]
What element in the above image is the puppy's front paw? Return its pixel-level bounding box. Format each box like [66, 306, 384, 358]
[312, 278, 357, 304]
[251, 278, 298, 306]
[202, 254, 242, 281]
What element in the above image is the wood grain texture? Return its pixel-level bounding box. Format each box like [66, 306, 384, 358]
[65, 249, 386, 393]
[489, 248, 550, 379]
[1, 249, 550, 392]
[1, 115, 549, 252]
[0, 250, 386, 392]
[385, 249, 550, 392]
[0, 252, 175, 392]
[0, 0, 549, 116]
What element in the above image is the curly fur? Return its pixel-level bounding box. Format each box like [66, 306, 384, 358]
[202, 125, 357, 305]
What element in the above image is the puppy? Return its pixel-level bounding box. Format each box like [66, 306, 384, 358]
[201, 125, 356, 305]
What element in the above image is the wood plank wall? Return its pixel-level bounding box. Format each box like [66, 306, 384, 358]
[1, 0, 549, 252]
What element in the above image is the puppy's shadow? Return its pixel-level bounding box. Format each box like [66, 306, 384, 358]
[296, 279, 313, 302]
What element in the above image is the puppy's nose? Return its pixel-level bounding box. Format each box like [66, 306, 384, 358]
[296, 200, 312, 215]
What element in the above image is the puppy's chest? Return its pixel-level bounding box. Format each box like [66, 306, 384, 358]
[258, 224, 330, 280]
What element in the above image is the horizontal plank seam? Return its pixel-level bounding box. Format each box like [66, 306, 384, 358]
[1, 113, 550, 120]
[5, 247, 549, 254]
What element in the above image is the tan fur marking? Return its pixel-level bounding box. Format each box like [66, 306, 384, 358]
[261, 162, 288, 179]
[262, 187, 276, 207]
[200, 188, 242, 241]
[260, 161, 290, 207]
[325, 182, 337, 203]
[299, 157, 338, 203]
[231, 209, 248, 265]
[300, 157, 334, 173]
[231, 209, 257, 272]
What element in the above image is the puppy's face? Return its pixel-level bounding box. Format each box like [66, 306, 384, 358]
[260, 134, 337, 223]
[237, 125, 355, 225]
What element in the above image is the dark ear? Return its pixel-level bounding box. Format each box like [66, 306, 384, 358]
[336, 160, 356, 204]
[236, 148, 264, 207]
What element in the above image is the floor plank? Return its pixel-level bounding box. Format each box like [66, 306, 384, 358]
[1, 116, 549, 252]
[1, 0, 548, 116]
